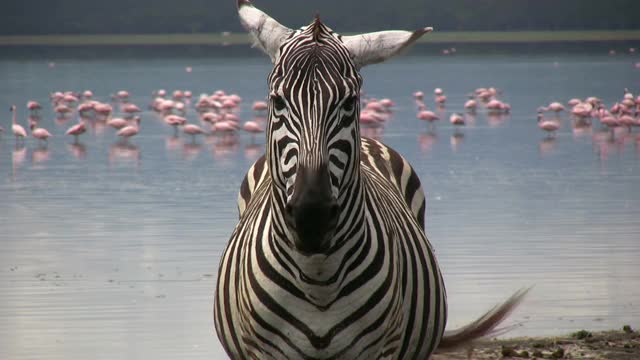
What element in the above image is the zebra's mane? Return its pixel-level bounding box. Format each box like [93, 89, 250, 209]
[274, 17, 359, 94]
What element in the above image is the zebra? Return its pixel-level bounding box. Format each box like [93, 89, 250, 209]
[215, 1, 528, 358]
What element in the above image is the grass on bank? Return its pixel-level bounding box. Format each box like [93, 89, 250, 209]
[1, 30, 639, 46]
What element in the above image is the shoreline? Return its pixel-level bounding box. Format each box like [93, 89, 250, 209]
[1, 30, 639, 47]
[433, 328, 639, 359]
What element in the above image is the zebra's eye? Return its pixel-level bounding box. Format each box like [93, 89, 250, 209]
[340, 97, 358, 127]
[272, 95, 287, 112]
[342, 96, 357, 113]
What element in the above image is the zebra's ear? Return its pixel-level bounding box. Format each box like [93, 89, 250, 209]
[237, 0, 293, 62]
[342, 27, 433, 69]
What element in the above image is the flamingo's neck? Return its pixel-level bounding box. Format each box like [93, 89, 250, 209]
[12, 109, 16, 125]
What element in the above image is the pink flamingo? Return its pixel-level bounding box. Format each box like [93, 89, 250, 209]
[252, 101, 268, 112]
[164, 114, 186, 125]
[94, 103, 113, 117]
[449, 113, 465, 127]
[201, 112, 222, 124]
[174, 102, 186, 113]
[434, 88, 443, 96]
[116, 116, 140, 141]
[546, 102, 565, 112]
[600, 113, 619, 129]
[183, 123, 207, 142]
[242, 121, 264, 139]
[228, 94, 242, 104]
[55, 104, 73, 116]
[464, 99, 477, 112]
[66, 118, 87, 142]
[212, 120, 239, 134]
[364, 101, 386, 113]
[77, 102, 94, 115]
[224, 113, 241, 123]
[619, 114, 635, 130]
[571, 103, 591, 118]
[122, 103, 141, 115]
[173, 90, 185, 101]
[157, 99, 175, 114]
[222, 98, 238, 110]
[476, 89, 493, 102]
[10, 105, 27, 143]
[567, 98, 581, 106]
[379, 98, 395, 108]
[537, 114, 560, 136]
[117, 90, 130, 100]
[417, 110, 439, 123]
[63, 93, 79, 104]
[164, 114, 186, 135]
[27, 100, 42, 114]
[107, 117, 129, 130]
[413, 91, 424, 100]
[360, 111, 383, 127]
[30, 123, 52, 145]
[435, 95, 447, 105]
[486, 99, 505, 112]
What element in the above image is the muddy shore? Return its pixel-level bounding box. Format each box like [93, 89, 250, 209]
[433, 327, 639, 359]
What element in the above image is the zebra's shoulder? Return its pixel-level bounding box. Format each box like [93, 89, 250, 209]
[237, 154, 269, 218]
[360, 137, 426, 229]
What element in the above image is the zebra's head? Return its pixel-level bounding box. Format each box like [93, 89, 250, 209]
[238, 0, 432, 254]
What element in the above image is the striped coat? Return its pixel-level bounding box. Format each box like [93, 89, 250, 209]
[215, 1, 527, 359]
[216, 137, 446, 359]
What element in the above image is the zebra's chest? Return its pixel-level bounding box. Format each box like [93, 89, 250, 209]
[220, 157, 441, 359]
[234, 208, 405, 359]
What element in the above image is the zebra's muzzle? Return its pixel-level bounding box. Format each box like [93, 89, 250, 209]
[284, 165, 339, 254]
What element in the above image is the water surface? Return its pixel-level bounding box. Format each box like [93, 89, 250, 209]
[1, 49, 639, 359]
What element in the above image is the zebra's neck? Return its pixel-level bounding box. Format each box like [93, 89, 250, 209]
[268, 171, 368, 306]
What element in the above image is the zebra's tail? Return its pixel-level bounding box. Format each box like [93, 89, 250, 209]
[436, 287, 531, 352]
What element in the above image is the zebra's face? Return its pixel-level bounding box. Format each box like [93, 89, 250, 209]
[239, 1, 433, 254]
[266, 20, 363, 254]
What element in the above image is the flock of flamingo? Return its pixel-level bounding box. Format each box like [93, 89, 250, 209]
[534, 90, 640, 137]
[2, 84, 640, 162]
[5, 89, 265, 147]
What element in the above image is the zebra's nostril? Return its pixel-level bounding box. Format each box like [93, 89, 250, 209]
[329, 203, 339, 220]
[284, 203, 296, 229]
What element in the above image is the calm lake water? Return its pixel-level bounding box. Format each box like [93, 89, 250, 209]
[1, 47, 639, 359]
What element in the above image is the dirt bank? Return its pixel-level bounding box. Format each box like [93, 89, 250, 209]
[433, 327, 639, 359]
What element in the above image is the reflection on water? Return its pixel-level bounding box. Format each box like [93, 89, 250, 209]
[67, 142, 87, 160]
[449, 132, 465, 152]
[109, 141, 141, 165]
[1, 52, 639, 359]
[31, 146, 51, 165]
[538, 137, 556, 155]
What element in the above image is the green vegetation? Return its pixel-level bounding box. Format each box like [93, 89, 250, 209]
[3, 0, 640, 36]
[571, 329, 593, 340]
[2, 30, 639, 47]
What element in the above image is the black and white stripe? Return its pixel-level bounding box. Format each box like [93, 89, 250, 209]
[216, 16, 444, 359]
[216, 2, 526, 359]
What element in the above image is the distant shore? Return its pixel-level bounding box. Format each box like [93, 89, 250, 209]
[1, 30, 639, 46]
[433, 328, 639, 360]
